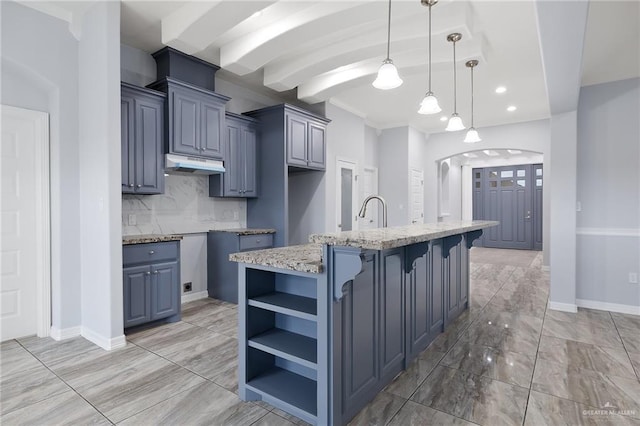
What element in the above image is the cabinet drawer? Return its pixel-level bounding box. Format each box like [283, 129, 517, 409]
[239, 234, 273, 251]
[123, 241, 179, 266]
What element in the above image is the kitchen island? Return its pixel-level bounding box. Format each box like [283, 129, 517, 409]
[230, 220, 498, 425]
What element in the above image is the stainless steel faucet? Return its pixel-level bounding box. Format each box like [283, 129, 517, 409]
[358, 195, 388, 228]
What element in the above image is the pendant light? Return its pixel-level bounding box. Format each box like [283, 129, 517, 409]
[445, 33, 465, 131]
[373, 0, 403, 90]
[418, 0, 441, 114]
[464, 59, 481, 143]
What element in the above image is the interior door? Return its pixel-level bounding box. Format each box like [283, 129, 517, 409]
[336, 159, 358, 232]
[410, 169, 424, 224]
[360, 167, 379, 229]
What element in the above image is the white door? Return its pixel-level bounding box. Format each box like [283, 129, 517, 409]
[1, 105, 50, 341]
[410, 169, 424, 224]
[360, 167, 379, 229]
[336, 159, 358, 232]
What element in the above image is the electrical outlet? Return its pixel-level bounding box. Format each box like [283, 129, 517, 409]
[128, 214, 136, 226]
[629, 273, 638, 284]
[183, 282, 192, 293]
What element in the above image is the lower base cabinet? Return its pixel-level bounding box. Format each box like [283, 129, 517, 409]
[123, 241, 181, 329]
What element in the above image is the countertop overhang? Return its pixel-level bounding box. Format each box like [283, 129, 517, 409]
[122, 234, 183, 245]
[309, 220, 499, 250]
[229, 244, 323, 274]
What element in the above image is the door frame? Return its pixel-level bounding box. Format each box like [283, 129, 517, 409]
[335, 158, 359, 232]
[409, 168, 424, 224]
[361, 166, 379, 228]
[1, 105, 51, 338]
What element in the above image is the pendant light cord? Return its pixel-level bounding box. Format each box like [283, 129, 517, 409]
[428, 4, 432, 91]
[470, 65, 474, 127]
[453, 40, 457, 113]
[386, 0, 392, 60]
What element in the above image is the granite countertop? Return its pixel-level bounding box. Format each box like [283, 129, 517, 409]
[309, 220, 499, 250]
[211, 228, 276, 236]
[122, 234, 184, 245]
[229, 244, 323, 274]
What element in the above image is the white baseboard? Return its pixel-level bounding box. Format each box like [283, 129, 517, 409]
[50, 325, 81, 341]
[81, 327, 127, 351]
[548, 301, 578, 313]
[576, 299, 640, 316]
[181, 290, 208, 304]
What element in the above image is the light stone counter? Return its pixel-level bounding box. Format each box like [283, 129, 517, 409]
[229, 243, 323, 274]
[309, 220, 499, 250]
[212, 228, 276, 236]
[122, 234, 183, 245]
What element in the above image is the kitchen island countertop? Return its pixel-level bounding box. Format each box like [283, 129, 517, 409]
[229, 243, 323, 273]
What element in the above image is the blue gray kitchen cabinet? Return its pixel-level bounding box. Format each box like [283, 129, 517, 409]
[121, 83, 165, 195]
[148, 77, 230, 160]
[285, 110, 327, 170]
[207, 230, 274, 303]
[209, 113, 259, 198]
[123, 241, 181, 329]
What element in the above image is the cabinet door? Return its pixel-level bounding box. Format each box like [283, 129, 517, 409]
[150, 261, 179, 320]
[242, 125, 258, 197]
[121, 96, 135, 193]
[135, 98, 164, 194]
[444, 241, 462, 325]
[224, 123, 242, 197]
[379, 248, 405, 380]
[123, 265, 151, 328]
[408, 253, 429, 360]
[429, 240, 444, 337]
[286, 113, 308, 167]
[307, 122, 326, 170]
[171, 89, 201, 156]
[460, 239, 469, 308]
[201, 99, 225, 159]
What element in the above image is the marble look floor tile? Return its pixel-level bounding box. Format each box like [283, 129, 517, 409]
[440, 341, 535, 388]
[619, 327, 640, 354]
[411, 365, 529, 426]
[473, 264, 517, 283]
[385, 348, 445, 398]
[388, 401, 475, 426]
[0, 345, 42, 378]
[181, 301, 234, 325]
[0, 364, 70, 415]
[0, 389, 111, 426]
[469, 286, 496, 310]
[126, 320, 196, 348]
[525, 390, 640, 426]
[48, 345, 206, 423]
[545, 307, 616, 330]
[204, 308, 238, 338]
[0, 340, 20, 351]
[612, 313, 640, 331]
[270, 408, 311, 425]
[119, 381, 267, 426]
[347, 391, 405, 426]
[251, 412, 297, 426]
[542, 317, 624, 349]
[488, 286, 547, 318]
[538, 335, 636, 378]
[629, 351, 640, 379]
[532, 358, 640, 419]
[500, 279, 549, 301]
[16, 336, 100, 365]
[470, 278, 503, 294]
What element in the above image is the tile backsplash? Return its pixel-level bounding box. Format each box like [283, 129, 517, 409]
[122, 174, 245, 235]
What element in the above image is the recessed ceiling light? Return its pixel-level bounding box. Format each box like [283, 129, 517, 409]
[507, 105, 517, 112]
[483, 150, 499, 156]
[507, 149, 522, 154]
[495, 86, 507, 94]
[440, 116, 448, 122]
[462, 152, 478, 158]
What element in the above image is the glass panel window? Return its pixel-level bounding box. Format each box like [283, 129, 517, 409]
[536, 179, 542, 187]
[475, 172, 481, 179]
[517, 170, 525, 177]
[501, 180, 513, 187]
[517, 180, 526, 187]
[475, 182, 481, 189]
[501, 170, 513, 178]
[490, 181, 497, 188]
[489, 171, 498, 178]
[536, 169, 543, 176]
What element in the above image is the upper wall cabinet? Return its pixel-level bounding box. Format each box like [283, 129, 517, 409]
[121, 83, 166, 195]
[209, 113, 259, 198]
[148, 77, 230, 161]
[285, 109, 328, 170]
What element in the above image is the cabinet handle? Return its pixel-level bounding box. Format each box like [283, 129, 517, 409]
[256, 239, 261, 244]
[145, 271, 151, 275]
[153, 270, 159, 274]
[136, 184, 142, 188]
[149, 250, 155, 255]
[129, 183, 134, 187]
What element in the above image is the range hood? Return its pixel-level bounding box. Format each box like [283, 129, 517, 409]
[165, 154, 225, 175]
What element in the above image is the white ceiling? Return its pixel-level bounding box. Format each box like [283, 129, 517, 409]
[34, 0, 640, 134]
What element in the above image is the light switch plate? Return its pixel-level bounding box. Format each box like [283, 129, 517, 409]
[629, 272, 638, 284]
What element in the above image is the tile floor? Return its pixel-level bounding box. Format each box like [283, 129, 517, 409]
[2, 247, 639, 425]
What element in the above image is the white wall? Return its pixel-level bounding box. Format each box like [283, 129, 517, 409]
[78, 1, 123, 348]
[576, 78, 640, 310]
[378, 127, 409, 226]
[1, 1, 82, 333]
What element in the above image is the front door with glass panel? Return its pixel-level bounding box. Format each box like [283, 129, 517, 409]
[472, 164, 543, 250]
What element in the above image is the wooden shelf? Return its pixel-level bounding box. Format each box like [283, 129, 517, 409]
[247, 367, 317, 417]
[249, 329, 317, 369]
[249, 292, 317, 321]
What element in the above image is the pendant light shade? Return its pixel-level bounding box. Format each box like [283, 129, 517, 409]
[463, 59, 481, 143]
[373, 59, 403, 90]
[418, 0, 441, 114]
[445, 33, 464, 131]
[373, 0, 403, 90]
